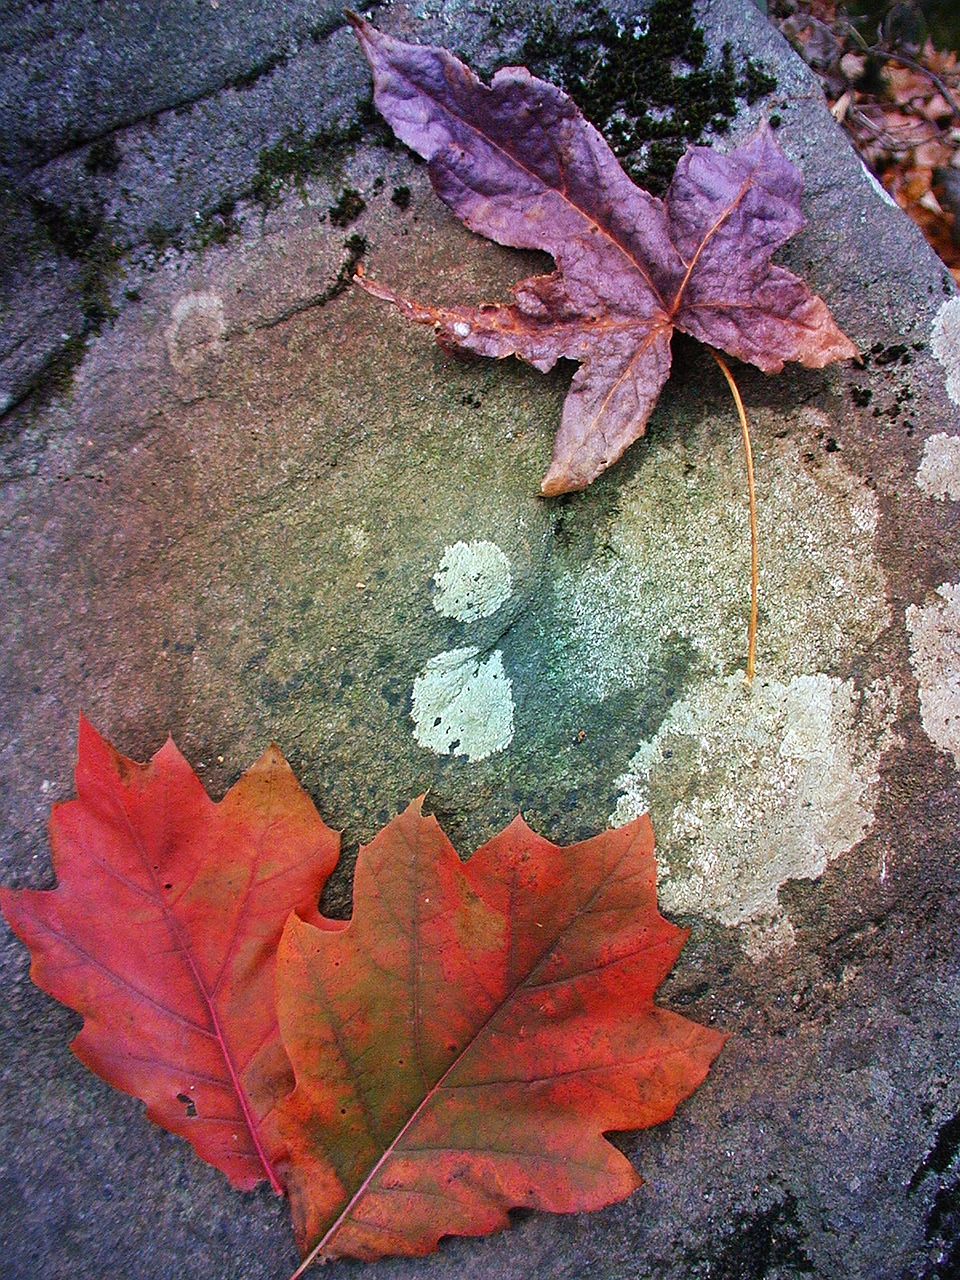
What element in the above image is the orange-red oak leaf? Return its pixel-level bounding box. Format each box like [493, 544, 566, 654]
[276, 798, 726, 1267]
[351, 16, 858, 495]
[0, 716, 339, 1194]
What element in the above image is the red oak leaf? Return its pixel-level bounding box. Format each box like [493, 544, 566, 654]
[351, 16, 858, 495]
[275, 798, 725, 1267]
[0, 716, 339, 1193]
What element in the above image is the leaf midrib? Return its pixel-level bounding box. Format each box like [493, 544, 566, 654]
[106, 770, 284, 1192]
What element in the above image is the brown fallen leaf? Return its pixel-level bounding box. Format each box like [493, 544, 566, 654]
[351, 15, 857, 495]
[2, 725, 725, 1271]
[0, 716, 339, 1193]
[773, 4, 960, 283]
[277, 798, 726, 1269]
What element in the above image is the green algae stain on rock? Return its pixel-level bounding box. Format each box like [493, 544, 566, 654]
[552, 403, 898, 957]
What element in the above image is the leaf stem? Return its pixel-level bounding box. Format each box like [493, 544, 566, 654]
[710, 350, 758, 682]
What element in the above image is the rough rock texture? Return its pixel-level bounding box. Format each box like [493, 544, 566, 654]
[1, 2, 959, 1278]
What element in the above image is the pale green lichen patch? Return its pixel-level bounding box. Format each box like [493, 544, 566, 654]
[612, 672, 898, 958]
[164, 290, 226, 375]
[556, 405, 897, 956]
[433, 540, 512, 621]
[411, 646, 514, 761]
[917, 432, 960, 501]
[558, 407, 889, 695]
[931, 297, 960, 407]
[906, 582, 960, 768]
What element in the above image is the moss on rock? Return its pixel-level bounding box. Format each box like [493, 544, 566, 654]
[510, 0, 777, 194]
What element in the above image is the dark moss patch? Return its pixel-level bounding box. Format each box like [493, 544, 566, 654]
[0, 331, 90, 438]
[506, 0, 777, 195]
[28, 195, 121, 325]
[704, 1192, 814, 1279]
[77, 241, 121, 324]
[84, 136, 122, 175]
[30, 334, 89, 399]
[881, 344, 911, 367]
[28, 196, 101, 259]
[336, 233, 367, 295]
[328, 187, 366, 228]
[741, 57, 778, 105]
[2, 193, 123, 424]
[251, 129, 332, 209]
[193, 196, 241, 248]
[249, 102, 381, 211]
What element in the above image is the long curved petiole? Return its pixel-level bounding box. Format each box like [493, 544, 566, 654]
[710, 350, 759, 682]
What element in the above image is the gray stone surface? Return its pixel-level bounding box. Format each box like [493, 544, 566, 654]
[2, 2, 960, 1278]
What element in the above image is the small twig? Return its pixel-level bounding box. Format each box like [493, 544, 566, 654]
[846, 104, 940, 153]
[711, 350, 758, 683]
[880, 50, 960, 119]
[842, 22, 960, 122]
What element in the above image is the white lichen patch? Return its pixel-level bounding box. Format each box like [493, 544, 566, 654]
[558, 411, 889, 697]
[906, 582, 960, 767]
[411, 646, 514, 761]
[567, 409, 899, 958]
[433, 540, 512, 622]
[931, 296, 960, 406]
[341, 523, 369, 556]
[612, 673, 899, 955]
[917, 432, 960, 500]
[164, 291, 226, 374]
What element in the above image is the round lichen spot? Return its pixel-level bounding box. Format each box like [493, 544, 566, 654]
[433, 541, 512, 622]
[164, 291, 226, 375]
[411, 647, 514, 761]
